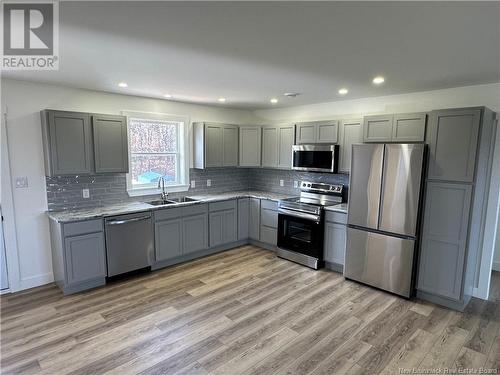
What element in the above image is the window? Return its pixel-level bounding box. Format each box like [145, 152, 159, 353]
[124, 112, 189, 196]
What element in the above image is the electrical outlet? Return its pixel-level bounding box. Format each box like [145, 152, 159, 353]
[15, 177, 28, 188]
[191, 180, 196, 188]
[294, 180, 299, 188]
[279, 179, 284, 187]
[82, 189, 90, 199]
[207, 179, 212, 187]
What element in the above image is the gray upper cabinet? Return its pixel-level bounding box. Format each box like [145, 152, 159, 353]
[296, 121, 338, 144]
[418, 182, 472, 300]
[92, 114, 129, 173]
[427, 109, 481, 182]
[41, 110, 93, 176]
[239, 126, 261, 167]
[363, 115, 394, 142]
[261, 124, 295, 169]
[261, 126, 279, 168]
[277, 125, 295, 168]
[193, 122, 238, 168]
[363, 113, 426, 143]
[339, 119, 362, 173]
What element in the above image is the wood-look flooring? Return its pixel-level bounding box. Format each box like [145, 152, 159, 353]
[1, 245, 499, 375]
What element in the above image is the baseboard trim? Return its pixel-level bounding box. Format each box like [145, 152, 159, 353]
[325, 261, 343, 274]
[19, 272, 54, 290]
[416, 290, 471, 312]
[492, 260, 500, 272]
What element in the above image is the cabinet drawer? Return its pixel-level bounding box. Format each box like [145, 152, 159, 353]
[261, 209, 278, 228]
[64, 219, 103, 237]
[260, 226, 277, 246]
[209, 199, 237, 212]
[154, 207, 183, 221]
[325, 211, 347, 224]
[182, 204, 208, 217]
[261, 199, 278, 211]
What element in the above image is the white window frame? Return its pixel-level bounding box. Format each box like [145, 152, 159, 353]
[122, 111, 190, 197]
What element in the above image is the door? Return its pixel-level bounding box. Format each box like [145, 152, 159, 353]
[223, 125, 238, 167]
[344, 227, 415, 297]
[205, 124, 223, 167]
[348, 144, 384, 229]
[249, 198, 260, 240]
[417, 182, 472, 300]
[92, 114, 129, 173]
[296, 123, 316, 144]
[277, 214, 324, 259]
[363, 115, 394, 142]
[155, 219, 182, 261]
[238, 198, 249, 240]
[262, 127, 278, 167]
[324, 222, 346, 265]
[392, 113, 426, 142]
[48, 111, 92, 175]
[64, 233, 106, 284]
[339, 119, 362, 173]
[183, 214, 208, 254]
[278, 125, 295, 168]
[427, 109, 480, 182]
[239, 127, 261, 167]
[379, 144, 425, 237]
[317, 121, 338, 143]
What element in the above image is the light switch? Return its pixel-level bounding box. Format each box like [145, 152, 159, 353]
[82, 189, 90, 198]
[191, 180, 196, 188]
[207, 179, 212, 187]
[280, 179, 284, 187]
[293, 180, 299, 188]
[15, 177, 28, 188]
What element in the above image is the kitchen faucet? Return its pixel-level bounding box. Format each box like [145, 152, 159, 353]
[157, 177, 168, 202]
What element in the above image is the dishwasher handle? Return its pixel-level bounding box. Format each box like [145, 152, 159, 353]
[106, 215, 151, 226]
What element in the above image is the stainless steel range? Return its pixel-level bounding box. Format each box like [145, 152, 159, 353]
[277, 181, 344, 269]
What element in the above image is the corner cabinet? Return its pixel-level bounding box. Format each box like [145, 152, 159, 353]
[261, 124, 296, 169]
[296, 121, 338, 144]
[363, 113, 426, 143]
[41, 110, 129, 176]
[239, 126, 262, 167]
[193, 122, 239, 168]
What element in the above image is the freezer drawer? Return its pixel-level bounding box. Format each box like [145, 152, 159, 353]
[344, 227, 416, 297]
[105, 213, 154, 277]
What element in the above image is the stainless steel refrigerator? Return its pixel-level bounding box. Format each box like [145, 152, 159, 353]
[344, 143, 426, 298]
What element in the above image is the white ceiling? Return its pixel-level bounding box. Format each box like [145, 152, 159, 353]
[5, 1, 500, 109]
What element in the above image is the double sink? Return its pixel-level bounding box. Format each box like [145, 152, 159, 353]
[145, 196, 199, 207]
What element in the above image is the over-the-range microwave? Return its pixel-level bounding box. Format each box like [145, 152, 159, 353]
[291, 144, 340, 173]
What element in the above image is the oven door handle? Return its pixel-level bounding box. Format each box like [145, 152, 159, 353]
[278, 208, 321, 223]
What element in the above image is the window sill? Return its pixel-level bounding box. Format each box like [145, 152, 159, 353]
[127, 184, 190, 197]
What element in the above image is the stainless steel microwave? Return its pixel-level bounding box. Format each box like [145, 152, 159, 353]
[291, 144, 339, 173]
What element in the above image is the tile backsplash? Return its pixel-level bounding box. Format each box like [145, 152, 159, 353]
[46, 168, 349, 211]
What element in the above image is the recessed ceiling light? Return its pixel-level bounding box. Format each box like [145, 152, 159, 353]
[217, 97, 226, 103]
[270, 98, 278, 104]
[118, 82, 128, 88]
[372, 76, 385, 85]
[338, 88, 349, 95]
[163, 94, 172, 99]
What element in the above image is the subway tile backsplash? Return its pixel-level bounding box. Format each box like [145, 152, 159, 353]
[46, 168, 348, 211]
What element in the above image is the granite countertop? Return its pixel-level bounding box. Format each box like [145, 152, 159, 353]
[47, 190, 296, 223]
[325, 203, 348, 214]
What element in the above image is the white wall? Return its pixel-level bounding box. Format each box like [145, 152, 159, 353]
[1, 78, 260, 291]
[253, 83, 500, 122]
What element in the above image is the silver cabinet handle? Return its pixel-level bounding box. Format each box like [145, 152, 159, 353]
[107, 216, 150, 225]
[278, 208, 321, 223]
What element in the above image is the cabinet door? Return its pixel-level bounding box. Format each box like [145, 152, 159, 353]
[223, 209, 237, 243]
[392, 113, 426, 142]
[239, 127, 261, 167]
[92, 114, 129, 173]
[417, 182, 472, 301]
[209, 211, 224, 247]
[278, 125, 295, 169]
[205, 124, 223, 167]
[183, 214, 208, 254]
[223, 125, 239, 167]
[261, 127, 278, 167]
[339, 119, 362, 173]
[427, 109, 480, 182]
[249, 198, 261, 240]
[155, 219, 182, 261]
[64, 232, 105, 284]
[296, 123, 316, 144]
[363, 115, 394, 142]
[46, 111, 92, 176]
[324, 222, 346, 265]
[317, 121, 339, 143]
[238, 198, 250, 240]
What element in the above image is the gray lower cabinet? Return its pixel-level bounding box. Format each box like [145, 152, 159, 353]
[260, 200, 278, 246]
[249, 198, 261, 240]
[155, 218, 183, 261]
[324, 217, 347, 269]
[238, 198, 250, 240]
[209, 200, 237, 247]
[41, 110, 93, 176]
[92, 114, 129, 173]
[183, 214, 208, 254]
[418, 182, 472, 301]
[339, 119, 362, 173]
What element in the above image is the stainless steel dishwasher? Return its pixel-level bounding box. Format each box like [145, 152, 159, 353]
[105, 212, 154, 277]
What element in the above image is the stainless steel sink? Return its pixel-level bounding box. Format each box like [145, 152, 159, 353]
[146, 200, 177, 206]
[145, 197, 198, 206]
[167, 196, 199, 203]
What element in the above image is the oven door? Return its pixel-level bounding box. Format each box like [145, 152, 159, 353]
[277, 212, 324, 259]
